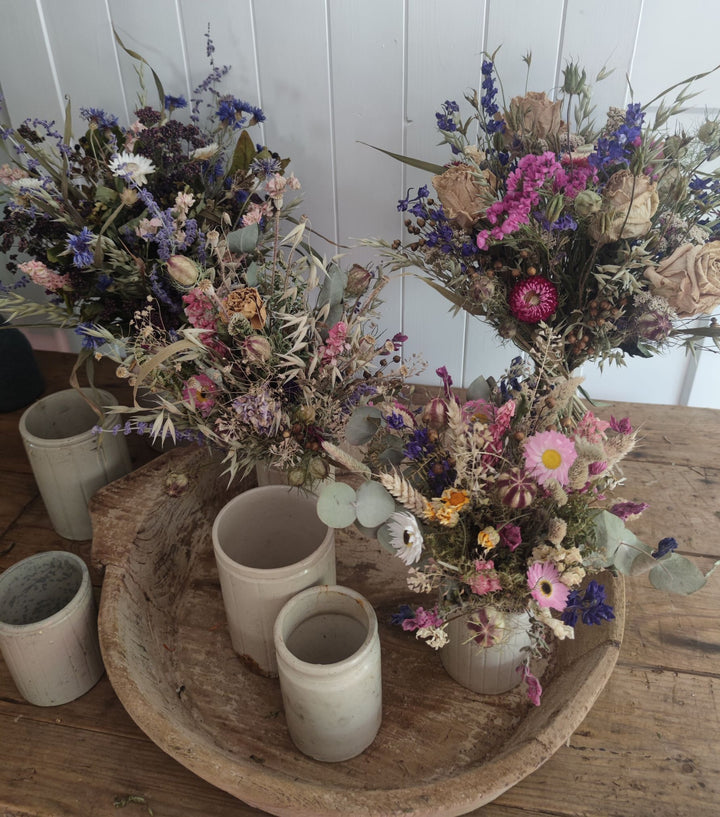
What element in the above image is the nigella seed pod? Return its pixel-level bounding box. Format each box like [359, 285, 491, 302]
[496, 468, 536, 509]
[166, 255, 199, 288]
[422, 397, 449, 430]
[242, 334, 273, 364]
[308, 457, 329, 481]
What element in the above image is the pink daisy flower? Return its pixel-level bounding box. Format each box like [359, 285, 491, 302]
[523, 429, 577, 486]
[508, 276, 558, 323]
[527, 562, 570, 610]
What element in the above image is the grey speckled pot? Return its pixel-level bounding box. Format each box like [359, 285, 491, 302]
[0, 551, 104, 706]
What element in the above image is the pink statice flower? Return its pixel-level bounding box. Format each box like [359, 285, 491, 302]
[575, 411, 611, 443]
[527, 561, 570, 610]
[241, 201, 271, 226]
[523, 429, 577, 486]
[320, 321, 351, 366]
[553, 155, 598, 199]
[181, 373, 217, 417]
[135, 217, 163, 238]
[611, 500, 650, 521]
[519, 662, 543, 706]
[18, 260, 69, 292]
[401, 605, 444, 632]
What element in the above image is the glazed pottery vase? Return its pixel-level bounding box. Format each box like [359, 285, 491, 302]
[0, 551, 104, 706]
[19, 388, 132, 540]
[440, 608, 533, 694]
[212, 485, 336, 677]
[273, 584, 382, 762]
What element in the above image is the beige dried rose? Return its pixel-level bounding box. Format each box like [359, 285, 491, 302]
[224, 286, 267, 329]
[506, 91, 564, 139]
[644, 241, 720, 317]
[588, 170, 659, 243]
[432, 164, 495, 229]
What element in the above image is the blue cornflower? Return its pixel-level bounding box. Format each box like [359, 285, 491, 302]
[561, 581, 615, 627]
[387, 412, 405, 430]
[164, 94, 187, 110]
[390, 604, 416, 626]
[217, 96, 266, 130]
[67, 227, 95, 268]
[74, 323, 104, 351]
[652, 537, 679, 559]
[79, 107, 119, 129]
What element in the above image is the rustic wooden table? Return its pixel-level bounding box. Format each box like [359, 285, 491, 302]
[0, 351, 718, 817]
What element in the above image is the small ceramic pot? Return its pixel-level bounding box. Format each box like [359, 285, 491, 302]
[274, 585, 382, 762]
[19, 388, 132, 540]
[212, 485, 336, 677]
[0, 551, 105, 706]
[440, 608, 533, 694]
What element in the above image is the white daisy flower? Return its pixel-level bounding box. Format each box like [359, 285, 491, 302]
[386, 511, 424, 565]
[190, 142, 219, 161]
[108, 151, 156, 186]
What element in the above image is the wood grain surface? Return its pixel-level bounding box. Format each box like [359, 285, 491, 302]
[0, 351, 718, 817]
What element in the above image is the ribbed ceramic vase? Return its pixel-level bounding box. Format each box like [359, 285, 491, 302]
[19, 388, 132, 540]
[274, 585, 382, 762]
[440, 608, 533, 694]
[212, 485, 336, 677]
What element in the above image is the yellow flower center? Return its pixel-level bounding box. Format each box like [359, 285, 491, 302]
[541, 448, 562, 470]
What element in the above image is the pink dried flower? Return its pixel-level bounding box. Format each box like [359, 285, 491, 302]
[320, 321, 351, 366]
[519, 662, 543, 706]
[468, 559, 502, 595]
[509, 276, 559, 323]
[499, 522, 522, 551]
[181, 373, 217, 417]
[611, 501, 649, 521]
[575, 411, 610, 443]
[523, 429, 577, 486]
[18, 260, 69, 292]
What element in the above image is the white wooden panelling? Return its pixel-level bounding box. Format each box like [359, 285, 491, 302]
[328, 0, 405, 345]
[0, 0, 719, 404]
[251, 1, 335, 246]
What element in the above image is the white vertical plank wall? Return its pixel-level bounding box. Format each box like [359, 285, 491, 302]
[0, 0, 718, 407]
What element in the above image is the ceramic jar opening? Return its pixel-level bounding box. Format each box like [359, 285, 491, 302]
[441, 608, 533, 695]
[274, 584, 382, 762]
[0, 551, 105, 706]
[212, 485, 336, 676]
[19, 388, 132, 540]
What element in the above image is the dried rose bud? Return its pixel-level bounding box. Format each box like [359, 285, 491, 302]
[166, 255, 199, 287]
[346, 264, 373, 297]
[164, 471, 189, 497]
[242, 335, 272, 364]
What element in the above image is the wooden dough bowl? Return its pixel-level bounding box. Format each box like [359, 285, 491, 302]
[90, 445, 624, 817]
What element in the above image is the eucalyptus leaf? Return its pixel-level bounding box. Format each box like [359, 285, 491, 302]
[227, 223, 260, 254]
[593, 510, 628, 564]
[378, 438, 405, 466]
[345, 406, 383, 446]
[316, 482, 357, 528]
[649, 553, 708, 595]
[466, 375, 491, 401]
[245, 262, 259, 287]
[317, 264, 348, 310]
[612, 529, 656, 576]
[355, 481, 395, 528]
[376, 521, 398, 556]
[326, 302, 344, 329]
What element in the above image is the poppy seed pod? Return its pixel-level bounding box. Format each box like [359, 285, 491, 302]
[166, 255, 199, 287]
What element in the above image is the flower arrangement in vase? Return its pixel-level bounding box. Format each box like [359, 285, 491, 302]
[366, 54, 720, 377]
[316, 343, 713, 703]
[0, 31, 291, 354]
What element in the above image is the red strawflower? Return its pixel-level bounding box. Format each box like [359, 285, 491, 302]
[508, 276, 558, 323]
